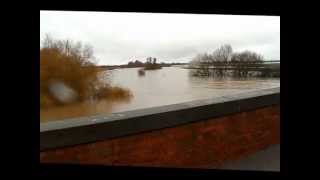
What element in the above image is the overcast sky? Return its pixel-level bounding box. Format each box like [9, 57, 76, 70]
[40, 11, 280, 65]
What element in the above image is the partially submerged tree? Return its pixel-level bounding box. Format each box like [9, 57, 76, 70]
[212, 44, 233, 62]
[231, 51, 263, 63]
[190, 44, 266, 78]
[231, 51, 264, 77]
[144, 57, 162, 70]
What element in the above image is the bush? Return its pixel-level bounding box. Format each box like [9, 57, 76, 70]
[94, 85, 132, 100]
[40, 34, 132, 109]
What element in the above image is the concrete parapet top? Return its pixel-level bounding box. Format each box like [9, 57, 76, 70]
[40, 87, 280, 151]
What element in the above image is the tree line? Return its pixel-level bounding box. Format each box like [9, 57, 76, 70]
[189, 44, 278, 78]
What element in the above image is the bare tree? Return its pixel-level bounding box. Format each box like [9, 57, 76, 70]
[210, 44, 232, 77]
[40, 34, 96, 66]
[190, 44, 265, 78]
[146, 57, 152, 64]
[211, 44, 233, 62]
[42, 34, 54, 48]
[153, 58, 157, 64]
[231, 50, 264, 77]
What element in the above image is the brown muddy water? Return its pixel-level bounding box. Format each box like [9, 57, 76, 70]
[40, 66, 280, 122]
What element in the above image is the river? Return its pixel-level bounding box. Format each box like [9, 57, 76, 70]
[40, 67, 280, 122]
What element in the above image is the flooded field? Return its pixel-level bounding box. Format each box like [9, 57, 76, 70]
[40, 67, 280, 122]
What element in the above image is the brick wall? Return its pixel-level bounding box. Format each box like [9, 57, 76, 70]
[40, 105, 280, 169]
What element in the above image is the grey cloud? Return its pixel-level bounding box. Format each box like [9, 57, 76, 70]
[40, 11, 280, 65]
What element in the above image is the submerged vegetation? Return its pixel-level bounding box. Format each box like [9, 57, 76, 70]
[190, 44, 279, 78]
[138, 69, 146, 76]
[40, 34, 132, 109]
[144, 57, 162, 70]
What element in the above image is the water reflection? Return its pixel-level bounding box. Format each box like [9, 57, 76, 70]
[40, 67, 280, 122]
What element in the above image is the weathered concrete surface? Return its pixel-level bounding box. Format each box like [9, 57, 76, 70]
[218, 144, 280, 171]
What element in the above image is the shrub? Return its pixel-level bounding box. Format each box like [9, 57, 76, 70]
[40, 34, 132, 108]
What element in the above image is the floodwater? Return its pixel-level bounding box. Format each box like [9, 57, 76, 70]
[40, 67, 280, 122]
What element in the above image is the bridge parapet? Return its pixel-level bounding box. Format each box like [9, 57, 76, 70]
[40, 87, 280, 168]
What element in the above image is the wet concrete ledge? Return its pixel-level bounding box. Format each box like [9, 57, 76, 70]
[40, 87, 280, 151]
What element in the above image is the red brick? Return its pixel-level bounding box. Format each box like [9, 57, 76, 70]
[40, 105, 280, 168]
